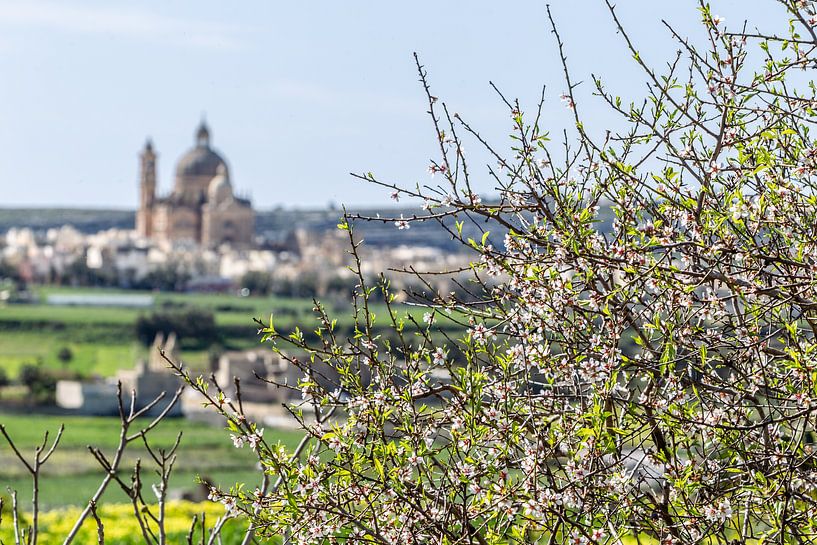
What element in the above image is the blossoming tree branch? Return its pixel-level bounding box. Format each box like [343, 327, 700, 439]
[201, 2, 817, 545]
[206, 1, 817, 542]
[6, 0, 817, 544]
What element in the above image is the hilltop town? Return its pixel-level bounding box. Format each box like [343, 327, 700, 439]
[1, 122, 479, 298]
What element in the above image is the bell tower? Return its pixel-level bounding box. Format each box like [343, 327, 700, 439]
[136, 139, 157, 238]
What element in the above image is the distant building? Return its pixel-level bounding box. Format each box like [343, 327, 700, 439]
[136, 121, 255, 248]
[212, 349, 291, 405]
[56, 332, 183, 416]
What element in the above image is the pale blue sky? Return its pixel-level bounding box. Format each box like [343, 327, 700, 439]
[0, 1, 780, 209]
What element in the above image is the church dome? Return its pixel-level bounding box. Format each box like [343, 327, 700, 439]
[175, 121, 228, 179]
[207, 164, 233, 205]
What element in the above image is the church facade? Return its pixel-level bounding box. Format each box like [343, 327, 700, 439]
[136, 121, 255, 248]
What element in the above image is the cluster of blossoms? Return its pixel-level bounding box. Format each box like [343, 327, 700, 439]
[703, 499, 733, 524]
[231, 428, 264, 450]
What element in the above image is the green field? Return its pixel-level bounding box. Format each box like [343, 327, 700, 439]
[0, 285, 451, 379]
[0, 287, 317, 509]
[16, 285, 317, 327]
[0, 287, 283, 377]
[0, 331, 138, 379]
[0, 286, 290, 377]
[0, 412, 304, 508]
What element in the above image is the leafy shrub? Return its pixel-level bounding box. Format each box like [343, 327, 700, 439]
[18, 364, 57, 403]
[240, 270, 274, 296]
[135, 306, 218, 347]
[133, 264, 191, 292]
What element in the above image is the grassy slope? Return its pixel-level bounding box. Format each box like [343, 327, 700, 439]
[0, 331, 139, 378]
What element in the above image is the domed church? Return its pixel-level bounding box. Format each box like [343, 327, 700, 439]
[136, 121, 255, 248]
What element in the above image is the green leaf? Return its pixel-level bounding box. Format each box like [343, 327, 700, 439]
[373, 457, 385, 479]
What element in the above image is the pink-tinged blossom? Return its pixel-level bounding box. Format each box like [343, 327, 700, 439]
[231, 434, 245, 448]
[432, 347, 446, 366]
[327, 435, 343, 452]
[407, 452, 424, 466]
[390, 190, 400, 201]
[247, 428, 264, 450]
[410, 381, 426, 396]
[457, 461, 475, 479]
[427, 164, 447, 177]
[395, 215, 410, 230]
[471, 323, 495, 345]
[560, 93, 575, 109]
[222, 496, 237, 515]
[793, 391, 811, 408]
[569, 530, 589, 545]
[703, 499, 732, 523]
